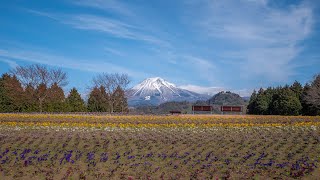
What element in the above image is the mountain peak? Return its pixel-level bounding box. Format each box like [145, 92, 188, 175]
[132, 77, 176, 92]
[128, 77, 209, 106]
[146, 77, 163, 81]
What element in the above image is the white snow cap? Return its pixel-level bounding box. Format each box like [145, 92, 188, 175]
[132, 77, 177, 95]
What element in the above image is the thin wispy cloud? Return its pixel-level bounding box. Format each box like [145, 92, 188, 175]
[0, 58, 18, 69]
[104, 47, 125, 57]
[185, 0, 314, 82]
[158, 54, 221, 86]
[178, 85, 254, 97]
[66, 15, 169, 46]
[1, 0, 318, 95]
[184, 56, 217, 81]
[73, 0, 134, 17]
[178, 85, 225, 96]
[27, 10, 170, 47]
[0, 48, 144, 77]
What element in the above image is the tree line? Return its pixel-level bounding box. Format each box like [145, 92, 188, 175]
[247, 74, 320, 116]
[0, 64, 129, 113]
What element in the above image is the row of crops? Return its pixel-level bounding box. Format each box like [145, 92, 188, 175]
[0, 114, 319, 179]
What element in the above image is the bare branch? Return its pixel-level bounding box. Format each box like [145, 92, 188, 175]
[11, 64, 68, 88]
[93, 73, 130, 94]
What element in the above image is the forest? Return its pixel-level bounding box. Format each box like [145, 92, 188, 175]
[0, 64, 129, 113]
[247, 75, 320, 116]
[0, 64, 319, 115]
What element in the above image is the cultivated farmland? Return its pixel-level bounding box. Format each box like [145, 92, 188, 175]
[0, 114, 319, 179]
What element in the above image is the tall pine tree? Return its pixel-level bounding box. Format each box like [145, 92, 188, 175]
[66, 88, 86, 112]
[247, 90, 257, 114]
[254, 88, 269, 115]
[23, 84, 38, 112]
[290, 80, 303, 100]
[112, 85, 128, 113]
[0, 74, 24, 112]
[45, 83, 67, 112]
[87, 86, 109, 112]
[271, 87, 302, 115]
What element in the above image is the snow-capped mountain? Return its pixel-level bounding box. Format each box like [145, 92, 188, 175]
[127, 77, 209, 106]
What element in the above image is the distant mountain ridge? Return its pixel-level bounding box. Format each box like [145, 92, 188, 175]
[131, 91, 248, 114]
[127, 77, 209, 106]
[208, 91, 246, 105]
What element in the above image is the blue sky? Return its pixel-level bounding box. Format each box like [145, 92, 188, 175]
[0, 0, 319, 96]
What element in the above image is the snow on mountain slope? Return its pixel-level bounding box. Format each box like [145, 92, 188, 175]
[127, 77, 209, 106]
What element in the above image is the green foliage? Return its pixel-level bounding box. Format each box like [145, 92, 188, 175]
[112, 86, 128, 113]
[0, 74, 24, 112]
[35, 83, 47, 113]
[255, 88, 270, 115]
[87, 86, 110, 112]
[23, 84, 38, 112]
[290, 80, 303, 100]
[247, 90, 257, 114]
[134, 91, 246, 114]
[44, 83, 67, 112]
[247, 79, 316, 116]
[0, 74, 10, 112]
[66, 88, 86, 112]
[271, 87, 302, 115]
[87, 85, 128, 113]
[0, 68, 318, 115]
[208, 91, 245, 106]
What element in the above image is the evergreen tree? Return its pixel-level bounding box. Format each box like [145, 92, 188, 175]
[87, 86, 109, 112]
[0, 74, 10, 112]
[247, 90, 257, 114]
[264, 87, 275, 114]
[35, 83, 48, 113]
[23, 84, 38, 112]
[0, 74, 24, 112]
[66, 88, 86, 112]
[254, 88, 269, 115]
[87, 87, 100, 112]
[112, 86, 128, 113]
[92, 73, 130, 113]
[45, 83, 67, 112]
[12, 64, 68, 113]
[100, 86, 110, 112]
[301, 83, 311, 115]
[290, 80, 303, 100]
[272, 87, 302, 115]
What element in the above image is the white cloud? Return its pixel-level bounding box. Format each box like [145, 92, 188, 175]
[179, 84, 225, 96]
[0, 48, 144, 78]
[182, 55, 221, 84]
[179, 84, 253, 97]
[0, 58, 18, 68]
[73, 0, 133, 17]
[187, 0, 314, 82]
[104, 47, 125, 56]
[28, 10, 169, 47]
[233, 89, 255, 97]
[69, 15, 168, 46]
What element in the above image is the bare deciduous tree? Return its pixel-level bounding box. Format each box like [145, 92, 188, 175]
[302, 74, 320, 115]
[11, 64, 68, 112]
[92, 73, 130, 113]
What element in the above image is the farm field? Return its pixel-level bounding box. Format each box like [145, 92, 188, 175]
[0, 114, 319, 179]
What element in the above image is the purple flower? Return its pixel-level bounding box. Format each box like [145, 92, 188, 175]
[87, 152, 95, 161]
[128, 155, 135, 159]
[60, 150, 73, 165]
[100, 153, 108, 162]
